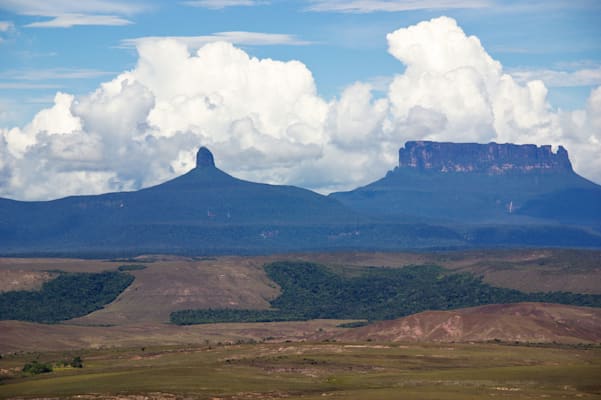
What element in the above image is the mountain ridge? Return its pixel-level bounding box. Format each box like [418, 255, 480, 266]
[0, 147, 368, 254]
[1, 141, 600, 255]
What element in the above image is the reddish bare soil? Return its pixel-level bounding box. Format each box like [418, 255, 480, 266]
[329, 302, 601, 343]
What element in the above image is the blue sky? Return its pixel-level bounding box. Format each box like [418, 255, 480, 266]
[1, 0, 600, 126]
[0, 1, 600, 200]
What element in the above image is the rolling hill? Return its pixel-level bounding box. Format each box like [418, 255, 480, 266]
[329, 302, 601, 343]
[1, 252, 600, 351]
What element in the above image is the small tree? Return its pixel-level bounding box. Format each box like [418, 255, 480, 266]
[70, 356, 83, 368]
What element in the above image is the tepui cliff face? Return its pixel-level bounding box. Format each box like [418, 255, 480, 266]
[397, 141, 573, 174]
[330, 140, 600, 226]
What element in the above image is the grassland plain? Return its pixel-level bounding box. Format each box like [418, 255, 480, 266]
[0, 341, 600, 399]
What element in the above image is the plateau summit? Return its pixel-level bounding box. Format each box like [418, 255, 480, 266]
[331, 141, 600, 225]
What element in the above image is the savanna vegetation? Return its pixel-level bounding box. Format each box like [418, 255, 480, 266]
[0, 342, 599, 399]
[172, 261, 601, 324]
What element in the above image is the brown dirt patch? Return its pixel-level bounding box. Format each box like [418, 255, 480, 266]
[0, 319, 348, 353]
[0, 270, 56, 292]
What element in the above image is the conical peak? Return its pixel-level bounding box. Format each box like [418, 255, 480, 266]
[196, 146, 215, 168]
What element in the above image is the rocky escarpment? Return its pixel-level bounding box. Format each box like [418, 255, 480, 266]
[330, 140, 599, 226]
[398, 141, 573, 174]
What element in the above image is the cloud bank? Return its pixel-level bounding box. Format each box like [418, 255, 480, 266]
[121, 32, 311, 49]
[1, 16, 600, 200]
[182, 0, 264, 9]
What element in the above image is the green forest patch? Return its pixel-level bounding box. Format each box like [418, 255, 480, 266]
[0, 271, 134, 323]
[171, 261, 601, 324]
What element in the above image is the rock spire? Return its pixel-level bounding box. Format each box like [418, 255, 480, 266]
[196, 146, 215, 168]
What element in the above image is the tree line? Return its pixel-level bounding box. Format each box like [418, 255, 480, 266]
[171, 261, 601, 324]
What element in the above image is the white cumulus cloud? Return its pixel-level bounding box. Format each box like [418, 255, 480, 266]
[1, 16, 600, 200]
[383, 17, 600, 182]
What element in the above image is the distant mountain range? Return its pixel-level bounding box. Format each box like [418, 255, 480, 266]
[1, 141, 600, 255]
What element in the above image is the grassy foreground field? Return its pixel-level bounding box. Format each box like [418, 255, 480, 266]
[0, 341, 600, 399]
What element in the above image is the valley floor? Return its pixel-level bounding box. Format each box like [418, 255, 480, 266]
[1, 250, 600, 399]
[0, 341, 600, 399]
